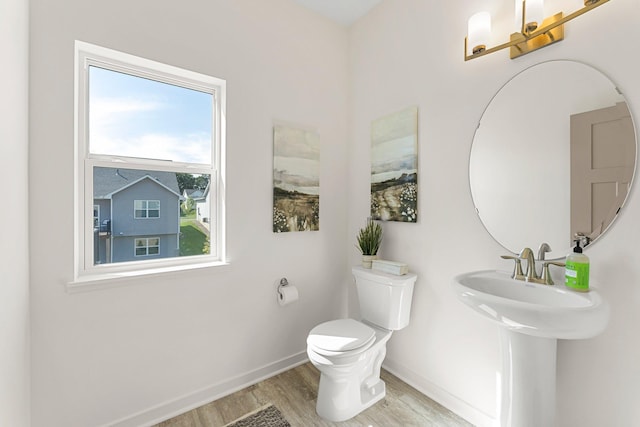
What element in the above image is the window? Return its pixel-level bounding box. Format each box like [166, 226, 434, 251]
[134, 200, 160, 219]
[135, 238, 160, 257]
[75, 41, 226, 282]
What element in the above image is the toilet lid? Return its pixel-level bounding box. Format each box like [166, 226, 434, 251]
[307, 319, 375, 353]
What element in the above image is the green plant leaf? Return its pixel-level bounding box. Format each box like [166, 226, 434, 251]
[356, 219, 383, 255]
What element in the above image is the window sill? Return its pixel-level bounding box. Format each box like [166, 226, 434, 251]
[67, 260, 230, 293]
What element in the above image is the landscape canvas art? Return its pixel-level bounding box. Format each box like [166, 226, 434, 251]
[273, 124, 320, 232]
[371, 106, 418, 222]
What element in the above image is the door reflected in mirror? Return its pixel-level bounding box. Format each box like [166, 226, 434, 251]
[470, 60, 637, 258]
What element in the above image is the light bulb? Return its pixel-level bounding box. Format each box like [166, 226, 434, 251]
[468, 12, 491, 55]
[514, 0, 523, 32]
[524, 0, 544, 33]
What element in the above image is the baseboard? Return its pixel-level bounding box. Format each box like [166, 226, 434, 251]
[103, 352, 494, 427]
[382, 358, 497, 427]
[104, 351, 309, 427]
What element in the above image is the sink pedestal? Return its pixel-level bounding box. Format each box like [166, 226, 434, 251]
[453, 270, 609, 427]
[499, 330, 557, 427]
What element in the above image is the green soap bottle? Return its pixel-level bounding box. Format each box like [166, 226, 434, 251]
[565, 239, 590, 292]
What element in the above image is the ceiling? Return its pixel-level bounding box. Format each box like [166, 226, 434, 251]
[293, 0, 383, 26]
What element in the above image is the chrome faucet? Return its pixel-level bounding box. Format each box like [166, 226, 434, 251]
[501, 244, 564, 285]
[519, 247, 539, 282]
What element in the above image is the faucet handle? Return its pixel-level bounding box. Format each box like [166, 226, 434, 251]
[501, 255, 525, 280]
[541, 261, 565, 286]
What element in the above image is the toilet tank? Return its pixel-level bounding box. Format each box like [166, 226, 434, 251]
[352, 266, 417, 330]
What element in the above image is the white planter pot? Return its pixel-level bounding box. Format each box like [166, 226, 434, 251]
[362, 255, 378, 269]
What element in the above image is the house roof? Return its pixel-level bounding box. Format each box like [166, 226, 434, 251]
[94, 167, 181, 198]
[193, 182, 210, 201]
[183, 188, 205, 198]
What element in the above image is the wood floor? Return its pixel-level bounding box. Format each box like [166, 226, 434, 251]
[153, 362, 473, 427]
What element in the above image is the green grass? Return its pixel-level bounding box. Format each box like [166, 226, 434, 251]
[180, 219, 208, 256]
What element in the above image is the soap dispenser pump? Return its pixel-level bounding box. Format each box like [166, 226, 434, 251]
[565, 239, 590, 292]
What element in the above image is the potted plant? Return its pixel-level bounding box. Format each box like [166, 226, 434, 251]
[356, 218, 383, 268]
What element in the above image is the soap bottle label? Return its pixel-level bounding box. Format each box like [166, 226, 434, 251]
[565, 260, 589, 291]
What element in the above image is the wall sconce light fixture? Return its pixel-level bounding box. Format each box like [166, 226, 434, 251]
[465, 0, 609, 61]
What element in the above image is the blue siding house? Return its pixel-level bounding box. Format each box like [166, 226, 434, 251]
[93, 167, 183, 264]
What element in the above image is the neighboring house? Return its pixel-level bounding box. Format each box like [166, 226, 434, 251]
[194, 182, 211, 225]
[93, 167, 183, 264]
[182, 188, 204, 201]
[181, 188, 204, 215]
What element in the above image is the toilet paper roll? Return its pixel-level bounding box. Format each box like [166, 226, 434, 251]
[278, 285, 299, 306]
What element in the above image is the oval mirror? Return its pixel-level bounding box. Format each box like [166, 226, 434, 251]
[470, 60, 636, 259]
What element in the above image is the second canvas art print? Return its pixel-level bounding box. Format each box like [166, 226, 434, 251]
[273, 124, 320, 232]
[371, 107, 418, 223]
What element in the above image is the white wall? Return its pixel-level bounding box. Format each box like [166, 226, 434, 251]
[0, 0, 30, 426]
[28, 0, 640, 426]
[349, 0, 640, 426]
[29, 1, 349, 425]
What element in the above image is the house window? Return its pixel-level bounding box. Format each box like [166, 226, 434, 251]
[135, 238, 160, 256]
[75, 41, 226, 282]
[134, 200, 160, 219]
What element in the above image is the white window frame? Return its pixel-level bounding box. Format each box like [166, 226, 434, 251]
[135, 237, 160, 257]
[73, 41, 226, 285]
[134, 200, 160, 219]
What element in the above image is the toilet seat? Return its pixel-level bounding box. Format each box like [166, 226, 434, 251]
[307, 319, 376, 357]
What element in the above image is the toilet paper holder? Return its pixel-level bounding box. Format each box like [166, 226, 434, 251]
[277, 277, 289, 299]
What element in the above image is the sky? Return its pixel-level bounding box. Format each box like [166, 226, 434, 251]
[371, 107, 418, 183]
[273, 125, 320, 195]
[89, 66, 213, 164]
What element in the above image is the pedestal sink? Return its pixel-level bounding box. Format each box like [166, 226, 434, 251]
[452, 270, 609, 427]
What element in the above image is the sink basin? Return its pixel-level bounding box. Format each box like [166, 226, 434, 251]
[452, 270, 609, 339]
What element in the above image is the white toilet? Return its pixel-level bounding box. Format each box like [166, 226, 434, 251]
[306, 266, 417, 422]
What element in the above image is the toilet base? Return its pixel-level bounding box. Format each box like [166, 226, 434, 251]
[307, 319, 393, 422]
[316, 375, 386, 422]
